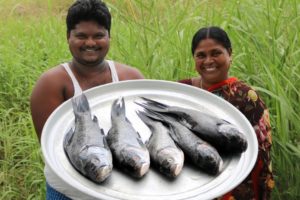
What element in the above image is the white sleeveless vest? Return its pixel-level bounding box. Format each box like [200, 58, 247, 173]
[62, 60, 119, 96]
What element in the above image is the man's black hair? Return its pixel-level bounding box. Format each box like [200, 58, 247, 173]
[191, 26, 232, 55]
[66, 0, 111, 34]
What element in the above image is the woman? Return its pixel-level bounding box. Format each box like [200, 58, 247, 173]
[179, 26, 274, 200]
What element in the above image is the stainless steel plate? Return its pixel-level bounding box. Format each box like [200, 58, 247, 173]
[42, 80, 258, 200]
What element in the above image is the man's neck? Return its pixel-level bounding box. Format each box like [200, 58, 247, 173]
[70, 59, 108, 76]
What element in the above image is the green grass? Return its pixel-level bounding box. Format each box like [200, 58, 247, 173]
[0, 0, 299, 199]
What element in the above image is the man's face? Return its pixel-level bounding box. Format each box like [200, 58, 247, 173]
[68, 20, 110, 66]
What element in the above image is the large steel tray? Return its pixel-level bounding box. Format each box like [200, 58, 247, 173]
[42, 80, 258, 200]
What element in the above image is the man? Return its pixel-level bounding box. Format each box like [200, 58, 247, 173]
[30, 0, 144, 199]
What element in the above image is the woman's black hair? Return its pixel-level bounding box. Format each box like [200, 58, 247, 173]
[191, 26, 232, 55]
[66, 0, 111, 34]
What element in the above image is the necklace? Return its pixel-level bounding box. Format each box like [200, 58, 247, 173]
[199, 77, 203, 89]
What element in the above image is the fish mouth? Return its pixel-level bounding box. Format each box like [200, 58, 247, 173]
[160, 163, 183, 177]
[121, 159, 150, 178]
[120, 147, 150, 177]
[84, 155, 113, 183]
[85, 161, 112, 183]
[95, 165, 113, 182]
[171, 163, 183, 177]
[137, 162, 150, 177]
[156, 148, 184, 177]
[218, 124, 248, 153]
[196, 144, 223, 175]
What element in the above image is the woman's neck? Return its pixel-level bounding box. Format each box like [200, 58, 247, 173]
[199, 76, 230, 90]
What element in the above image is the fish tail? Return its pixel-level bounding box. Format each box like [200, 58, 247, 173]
[72, 93, 91, 114]
[136, 111, 155, 130]
[139, 97, 169, 110]
[111, 97, 126, 120]
[141, 109, 166, 122]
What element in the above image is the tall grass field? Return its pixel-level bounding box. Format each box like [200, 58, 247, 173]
[1, 0, 299, 199]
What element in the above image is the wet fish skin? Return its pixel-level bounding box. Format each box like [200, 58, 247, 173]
[137, 111, 184, 177]
[63, 94, 113, 183]
[107, 97, 150, 178]
[137, 97, 248, 154]
[141, 109, 223, 175]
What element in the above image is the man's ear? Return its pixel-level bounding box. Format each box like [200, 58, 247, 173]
[227, 48, 232, 56]
[67, 32, 70, 40]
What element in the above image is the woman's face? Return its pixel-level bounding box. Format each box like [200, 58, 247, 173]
[193, 38, 231, 84]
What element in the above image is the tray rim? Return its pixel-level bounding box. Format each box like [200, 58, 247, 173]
[41, 79, 258, 200]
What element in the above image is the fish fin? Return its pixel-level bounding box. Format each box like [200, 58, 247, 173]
[139, 97, 169, 109]
[72, 93, 91, 118]
[142, 109, 164, 121]
[144, 132, 154, 145]
[168, 127, 180, 144]
[144, 109, 174, 125]
[125, 117, 133, 124]
[100, 128, 105, 136]
[78, 145, 88, 161]
[135, 98, 169, 113]
[92, 115, 98, 123]
[111, 96, 126, 120]
[220, 119, 231, 124]
[136, 110, 155, 130]
[136, 136, 146, 147]
[63, 128, 75, 149]
[136, 111, 153, 145]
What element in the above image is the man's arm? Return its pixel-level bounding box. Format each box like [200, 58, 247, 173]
[30, 68, 65, 142]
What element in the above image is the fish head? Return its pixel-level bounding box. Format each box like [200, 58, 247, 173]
[120, 146, 150, 178]
[196, 144, 223, 175]
[79, 146, 113, 183]
[157, 148, 184, 177]
[218, 124, 248, 153]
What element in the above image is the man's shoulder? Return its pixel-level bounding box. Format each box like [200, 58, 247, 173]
[39, 64, 68, 81]
[35, 64, 70, 89]
[113, 61, 135, 71]
[113, 61, 144, 79]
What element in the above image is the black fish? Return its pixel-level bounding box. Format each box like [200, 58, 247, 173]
[107, 97, 150, 178]
[64, 94, 113, 183]
[137, 111, 184, 177]
[139, 109, 223, 175]
[137, 97, 248, 154]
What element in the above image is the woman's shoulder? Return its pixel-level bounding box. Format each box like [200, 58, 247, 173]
[178, 78, 192, 85]
[233, 80, 264, 103]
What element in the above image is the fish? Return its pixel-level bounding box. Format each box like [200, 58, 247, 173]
[139, 109, 223, 175]
[136, 97, 248, 154]
[63, 93, 113, 183]
[136, 111, 184, 177]
[106, 97, 150, 178]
